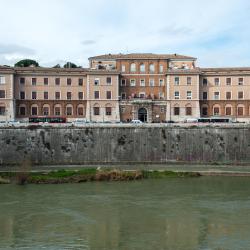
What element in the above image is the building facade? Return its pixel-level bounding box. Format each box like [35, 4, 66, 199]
[0, 53, 250, 122]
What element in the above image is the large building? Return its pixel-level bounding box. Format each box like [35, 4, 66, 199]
[0, 53, 250, 122]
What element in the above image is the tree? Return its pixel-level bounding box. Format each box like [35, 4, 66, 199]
[53, 64, 61, 68]
[14, 59, 39, 67]
[63, 62, 78, 68]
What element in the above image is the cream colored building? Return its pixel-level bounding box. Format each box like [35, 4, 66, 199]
[0, 66, 15, 121]
[1, 53, 250, 122]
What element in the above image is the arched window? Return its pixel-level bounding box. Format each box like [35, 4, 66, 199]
[66, 104, 73, 116]
[54, 104, 61, 116]
[31, 104, 38, 116]
[225, 105, 232, 116]
[93, 103, 100, 116]
[130, 63, 136, 72]
[0, 105, 5, 116]
[77, 104, 85, 116]
[149, 64, 155, 73]
[213, 104, 220, 116]
[140, 64, 145, 72]
[174, 104, 180, 116]
[19, 105, 26, 116]
[185, 104, 192, 116]
[42, 104, 50, 116]
[201, 105, 208, 116]
[105, 103, 112, 116]
[237, 105, 245, 116]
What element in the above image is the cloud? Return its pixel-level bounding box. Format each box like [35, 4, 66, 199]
[0, 44, 35, 56]
[81, 40, 96, 45]
[0, 0, 250, 67]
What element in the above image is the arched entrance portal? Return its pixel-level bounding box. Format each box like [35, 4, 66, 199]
[138, 108, 147, 122]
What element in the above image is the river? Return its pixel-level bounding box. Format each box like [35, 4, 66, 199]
[0, 177, 250, 250]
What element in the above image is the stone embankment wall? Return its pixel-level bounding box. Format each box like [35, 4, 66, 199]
[0, 125, 249, 166]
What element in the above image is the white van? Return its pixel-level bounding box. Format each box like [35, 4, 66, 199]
[131, 119, 143, 124]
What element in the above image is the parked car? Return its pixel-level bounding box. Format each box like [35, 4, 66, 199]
[131, 119, 143, 124]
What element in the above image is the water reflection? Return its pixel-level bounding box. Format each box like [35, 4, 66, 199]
[0, 177, 250, 249]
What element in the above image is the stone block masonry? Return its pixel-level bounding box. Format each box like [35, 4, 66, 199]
[0, 125, 249, 166]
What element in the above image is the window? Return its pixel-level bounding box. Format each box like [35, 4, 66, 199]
[203, 92, 207, 100]
[130, 79, 136, 86]
[43, 107, 49, 116]
[32, 91, 37, 100]
[238, 78, 244, 86]
[55, 92, 60, 100]
[44, 91, 48, 100]
[174, 107, 180, 116]
[174, 77, 179, 85]
[94, 107, 100, 115]
[121, 65, 126, 72]
[140, 64, 145, 72]
[20, 106, 26, 116]
[78, 78, 83, 86]
[226, 92, 231, 100]
[226, 78, 231, 85]
[159, 79, 164, 86]
[78, 107, 84, 116]
[174, 91, 180, 99]
[0, 90, 5, 98]
[214, 92, 220, 100]
[187, 91, 192, 99]
[225, 107, 232, 116]
[106, 107, 112, 116]
[238, 106, 244, 116]
[187, 77, 192, 85]
[20, 77, 25, 84]
[202, 107, 208, 116]
[67, 92, 72, 100]
[186, 107, 192, 116]
[0, 76, 5, 84]
[159, 65, 163, 73]
[44, 78, 48, 85]
[32, 78, 36, 86]
[107, 77, 112, 85]
[31, 107, 38, 116]
[140, 79, 145, 86]
[160, 106, 165, 113]
[121, 107, 125, 113]
[67, 78, 72, 86]
[159, 92, 164, 99]
[78, 92, 83, 100]
[121, 93, 126, 99]
[121, 79, 126, 86]
[214, 78, 220, 86]
[94, 91, 99, 99]
[55, 78, 60, 85]
[130, 63, 136, 72]
[106, 91, 111, 99]
[55, 107, 60, 116]
[203, 78, 207, 86]
[66, 106, 72, 116]
[20, 91, 25, 100]
[149, 64, 155, 73]
[94, 78, 100, 85]
[238, 91, 243, 99]
[149, 79, 154, 87]
[213, 107, 220, 116]
[139, 92, 145, 98]
[0, 106, 5, 115]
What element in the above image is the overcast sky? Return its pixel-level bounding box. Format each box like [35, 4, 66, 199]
[0, 0, 250, 67]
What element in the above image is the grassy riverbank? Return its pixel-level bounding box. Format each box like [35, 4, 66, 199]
[0, 169, 201, 185]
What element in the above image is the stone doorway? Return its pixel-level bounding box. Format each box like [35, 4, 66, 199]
[138, 108, 147, 122]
